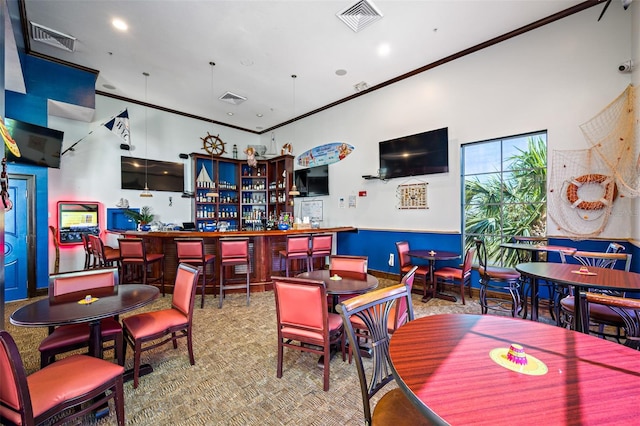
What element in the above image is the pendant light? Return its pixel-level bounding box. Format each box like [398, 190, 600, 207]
[205, 61, 219, 199]
[288, 74, 300, 197]
[140, 71, 153, 198]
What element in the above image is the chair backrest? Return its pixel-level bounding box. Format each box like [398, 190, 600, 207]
[175, 238, 205, 260]
[462, 246, 477, 276]
[273, 276, 330, 339]
[286, 235, 310, 255]
[336, 283, 414, 425]
[606, 242, 625, 254]
[49, 267, 119, 297]
[118, 238, 146, 259]
[581, 292, 640, 350]
[88, 234, 105, 265]
[0, 330, 33, 425]
[81, 232, 92, 255]
[310, 233, 333, 255]
[559, 250, 631, 271]
[395, 241, 411, 269]
[172, 263, 200, 317]
[392, 265, 418, 331]
[474, 238, 489, 276]
[329, 255, 368, 274]
[219, 238, 249, 260]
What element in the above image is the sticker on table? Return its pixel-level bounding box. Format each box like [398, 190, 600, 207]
[297, 142, 354, 167]
[489, 348, 548, 376]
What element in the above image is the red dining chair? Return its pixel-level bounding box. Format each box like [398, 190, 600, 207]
[175, 238, 216, 308]
[38, 267, 124, 368]
[218, 237, 251, 308]
[309, 233, 333, 271]
[279, 234, 311, 276]
[89, 234, 120, 268]
[395, 241, 430, 298]
[272, 276, 345, 392]
[328, 255, 368, 309]
[1, 330, 125, 426]
[433, 246, 476, 305]
[81, 232, 93, 269]
[118, 237, 165, 295]
[122, 263, 200, 388]
[336, 282, 430, 425]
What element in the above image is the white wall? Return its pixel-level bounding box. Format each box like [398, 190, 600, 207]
[49, 5, 636, 271]
[264, 5, 636, 238]
[632, 0, 640, 244]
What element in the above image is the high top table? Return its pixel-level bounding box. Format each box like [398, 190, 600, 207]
[389, 314, 640, 425]
[515, 262, 640, 333]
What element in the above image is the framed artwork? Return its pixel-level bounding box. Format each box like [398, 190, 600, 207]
[397, 183, 428, 209]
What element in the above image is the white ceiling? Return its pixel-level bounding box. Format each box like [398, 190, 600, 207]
[20, 0, 616, 133]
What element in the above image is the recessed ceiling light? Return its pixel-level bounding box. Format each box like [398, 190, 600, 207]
[378, 43, 390, 56]
[112, 18, 128, 31]
[256, 113, 263, 117]
[102, 84, 116, 90]
[227, 112, 234, 116]
[335, 69, 347, 76]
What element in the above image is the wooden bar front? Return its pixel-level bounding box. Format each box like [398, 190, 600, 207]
[120, 227, 356, 294]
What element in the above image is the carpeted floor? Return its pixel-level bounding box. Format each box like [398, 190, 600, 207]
[3, 279, 512, 425]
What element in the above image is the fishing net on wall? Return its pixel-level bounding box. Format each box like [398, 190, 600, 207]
[548, 85, 638, 239]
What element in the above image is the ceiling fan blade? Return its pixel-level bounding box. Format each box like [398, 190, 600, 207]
[598, 0, 612, 21]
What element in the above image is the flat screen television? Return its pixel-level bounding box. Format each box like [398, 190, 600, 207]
[121, 156, 184, 192]
[294, 164, 329, 197]
[378, 127, 449, 179]
[4, 117, 64, 168]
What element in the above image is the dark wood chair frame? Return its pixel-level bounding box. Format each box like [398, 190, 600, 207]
[175, 237, 216, 308]
[218, 237, 250, 308]
[475, 238, 521, 317]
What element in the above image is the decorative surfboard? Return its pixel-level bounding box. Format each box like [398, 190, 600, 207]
[297, 142, 354, 167]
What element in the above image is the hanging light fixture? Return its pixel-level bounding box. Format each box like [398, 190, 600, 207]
[288, 74, 300, 197]
[140, 71, 153, 198]
[206, 61, 219, 199]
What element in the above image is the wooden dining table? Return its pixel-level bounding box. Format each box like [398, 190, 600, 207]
[407, 249, 460, 302]
[296, 269, 379, 311]
[389, 314, 640, 425]
[515, 262, 640, 333]
[499, 243, 576, 321]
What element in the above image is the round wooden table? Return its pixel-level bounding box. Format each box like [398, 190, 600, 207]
[389, 314, 640, 425]
[516, 262, 640, 332]
[297, 269, 378, 310]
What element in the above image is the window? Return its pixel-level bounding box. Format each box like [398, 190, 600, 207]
[462, 131, 547, 266]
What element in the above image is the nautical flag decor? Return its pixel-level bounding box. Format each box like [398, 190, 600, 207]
[103, 109, 130, 145]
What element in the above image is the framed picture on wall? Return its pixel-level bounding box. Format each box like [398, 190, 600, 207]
[57, 201, 100, 245]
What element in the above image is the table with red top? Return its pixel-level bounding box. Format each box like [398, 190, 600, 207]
[407, 249, 460, 302]
[515, 262, 640, 333]
[389, 314, 640, 425]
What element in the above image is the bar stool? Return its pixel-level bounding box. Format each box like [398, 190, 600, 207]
[175, 238, 216, 308]
[89, 234, 120, 268]
[118, 238, 165, 295]
[279, 234, 311, 276]
[80, 233, 93, 269]
[309, 233, 332, 271]
[219, 237, 250, 308]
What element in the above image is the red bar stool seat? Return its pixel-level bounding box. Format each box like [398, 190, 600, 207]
[218, 238, 250, 308]
[175, 238, 216, 308]
[118, 238, 165, 295]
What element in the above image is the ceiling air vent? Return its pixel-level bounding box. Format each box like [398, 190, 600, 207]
[336, 0, 383, 33]
[219, 92, 247, 105]
[29, 21, 76, 52]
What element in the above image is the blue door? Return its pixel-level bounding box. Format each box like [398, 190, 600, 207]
[4, 177, 28, 301]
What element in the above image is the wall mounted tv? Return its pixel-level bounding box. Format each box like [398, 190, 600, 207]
[378, 127, 449, 180]
[121, 156, 184, 193]
[4, 117, 64, 168]
[294, 164, 329, 197]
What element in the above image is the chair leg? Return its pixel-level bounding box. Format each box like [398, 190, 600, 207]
[200, 267, 206, 309]
[246, 266, 250, 306]
[133, 341, 142, 389]
[323, 341, 330, 391]
[219, 265, 224, 309]
[114, 376, 125, 426]
[115, 332, 125, 366]
[187, 327, 195, 365]
[276, 340, 284, 378]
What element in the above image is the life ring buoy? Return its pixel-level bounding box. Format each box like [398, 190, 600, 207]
[566, 174, 617, 211]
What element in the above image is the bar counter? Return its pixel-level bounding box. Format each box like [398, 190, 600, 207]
[120, 227, 357, 294]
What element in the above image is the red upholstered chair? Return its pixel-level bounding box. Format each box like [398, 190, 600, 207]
[1, 330, 125, 426]
[328, 255, 369, 309]
[81, 232, 93, 269]
[348, 266, 418, 363]
[309, 233, 333, 271]
[218, 237, 250, 308]
[38, 268, 124, 368]
[175, 238, 216, 308]
[122, 263, 200, 388]
[117, 237, 165, 295]
[279, 234, 311, 276]
[89, 234, 120, 268]
[433, 246, 476, 305]
[336, 282, 430, 426]
[395, 241, 430, 298]
[272, 276, 345, 392]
